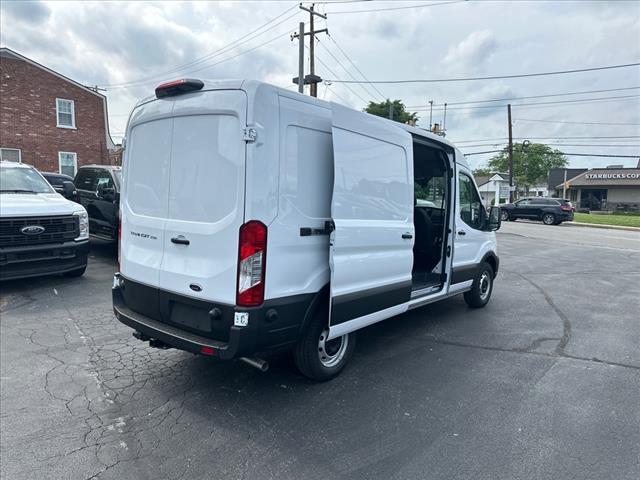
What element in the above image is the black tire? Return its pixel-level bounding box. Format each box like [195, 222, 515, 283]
[542, 213, 556, 225]
[293, 305, 356, 381]
[64, 266, 86, 277]
[500, 210, 510, 222]
[463, 263, 494, 308]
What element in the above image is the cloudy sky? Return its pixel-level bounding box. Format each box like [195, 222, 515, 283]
[2, 0, 639, 169]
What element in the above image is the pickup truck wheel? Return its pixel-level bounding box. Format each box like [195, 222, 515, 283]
[542, 213, 556, 225]
[463, 263, 494, 308]
[294, 306, 355, 381]
[64, 266, 86, 278]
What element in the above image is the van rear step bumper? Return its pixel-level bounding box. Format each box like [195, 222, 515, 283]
[113, 284, 236, 359]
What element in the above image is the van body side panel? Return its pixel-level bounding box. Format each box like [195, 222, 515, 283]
[329, 103, 414, 327]
[158, 91, 247, 304]
[266, 96, 333, 301]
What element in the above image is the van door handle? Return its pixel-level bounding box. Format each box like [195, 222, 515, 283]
[171, 236, 190, 245]
[457, 230, 466, 236]
[402, 233, 413, 239]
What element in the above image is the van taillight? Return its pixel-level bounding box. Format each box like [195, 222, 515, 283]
[236, 221, 267, 307]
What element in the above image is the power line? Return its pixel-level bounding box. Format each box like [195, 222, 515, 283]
[100, 6, 300, 88]
[328, 0, 466, 14]
[512, 118, 640, 126]
[454, 136, 640, 143]
[327, 33, 386, 101]
[459, 143, 640, 148]
[325, 62, 640, 84]
[464, 150, 639, 158]
[315, 51, 369, 104]
[106, 28, 296, 91]
[406, 86, 640, 108]
[413, 94, 640, 111]
[316, 38, 379, 101]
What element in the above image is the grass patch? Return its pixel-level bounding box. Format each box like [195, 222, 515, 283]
[573, 213, 640, 228]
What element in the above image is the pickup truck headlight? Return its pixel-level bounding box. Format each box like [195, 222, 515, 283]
[74, 210, 89, 241]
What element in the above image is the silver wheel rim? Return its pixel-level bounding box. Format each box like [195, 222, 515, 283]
[501, 211, 509, 221]
[318, 329, 348, 368]
[479, 272, 491, 301]
[543, 214, 554, 224]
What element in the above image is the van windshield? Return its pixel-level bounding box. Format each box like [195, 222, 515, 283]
[0, 167, 54, 194]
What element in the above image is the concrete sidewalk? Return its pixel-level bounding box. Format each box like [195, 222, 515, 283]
[565, 221, 640, 233]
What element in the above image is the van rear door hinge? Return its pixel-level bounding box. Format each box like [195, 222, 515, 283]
[300, 220, 335, 237]
[243, 127, 257, 143]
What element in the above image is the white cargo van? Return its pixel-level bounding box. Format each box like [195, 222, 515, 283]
[113, 79, 501, 381]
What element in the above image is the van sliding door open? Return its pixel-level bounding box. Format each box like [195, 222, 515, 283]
[328, 103, 414, 338]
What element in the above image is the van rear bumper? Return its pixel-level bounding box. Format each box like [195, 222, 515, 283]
[113, 285, 236, 358]
[112, 274, 316, 359]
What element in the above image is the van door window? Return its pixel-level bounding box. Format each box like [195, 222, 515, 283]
[459, 173, 484, 230]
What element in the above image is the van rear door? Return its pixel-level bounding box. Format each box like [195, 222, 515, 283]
[158, 91, 247, 304]
[328, 103, 414, 334]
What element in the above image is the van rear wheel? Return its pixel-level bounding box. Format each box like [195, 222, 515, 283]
[542, 213, 556, 225]
[463, 263, 494, 308]
[294, 306, 355, 381]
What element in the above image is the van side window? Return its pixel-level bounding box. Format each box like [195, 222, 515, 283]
[459, 173, 484, 230]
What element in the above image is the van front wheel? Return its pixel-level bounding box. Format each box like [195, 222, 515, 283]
[463, 263, 494, 308]
[294, 307, 356, 381]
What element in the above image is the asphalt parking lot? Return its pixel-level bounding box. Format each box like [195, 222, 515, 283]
[1, 224, 639, 480]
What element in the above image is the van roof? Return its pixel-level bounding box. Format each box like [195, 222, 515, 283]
[134, 79, 467, 164]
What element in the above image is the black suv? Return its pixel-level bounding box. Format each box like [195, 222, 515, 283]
[500, 197, 574, 225]
[74, 166, 121, 241]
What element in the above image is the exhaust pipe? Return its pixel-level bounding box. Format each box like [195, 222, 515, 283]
[240, 356, 269, 372]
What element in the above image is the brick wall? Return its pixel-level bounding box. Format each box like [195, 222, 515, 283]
[0, 56, 109, 174]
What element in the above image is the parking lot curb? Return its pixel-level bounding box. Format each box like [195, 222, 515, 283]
[565, 222, 640, 232]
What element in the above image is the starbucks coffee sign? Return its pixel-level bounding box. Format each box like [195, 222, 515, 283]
[585, 173, 640, 180]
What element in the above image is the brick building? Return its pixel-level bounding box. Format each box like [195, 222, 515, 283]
[0, 47, 114, 177]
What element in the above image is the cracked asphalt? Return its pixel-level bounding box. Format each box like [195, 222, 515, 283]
[1, 224, 639, 480]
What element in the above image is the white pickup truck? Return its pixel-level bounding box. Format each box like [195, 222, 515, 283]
[0, 161, 89, 280]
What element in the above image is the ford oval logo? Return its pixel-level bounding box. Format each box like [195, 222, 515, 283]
[21, 225, 45, 235]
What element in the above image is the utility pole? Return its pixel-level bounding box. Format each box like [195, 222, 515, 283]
[297, 3, 328, 97]
[297, 22, 305, 93]
[508, 103, 514, 202]
[389, 102, 394, 121]
[428, 100, 433, 131]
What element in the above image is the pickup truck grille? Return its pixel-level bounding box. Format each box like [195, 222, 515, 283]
[0, 215, 79, 248]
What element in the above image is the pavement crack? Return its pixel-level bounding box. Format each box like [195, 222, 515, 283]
[506, 269, 572, 355]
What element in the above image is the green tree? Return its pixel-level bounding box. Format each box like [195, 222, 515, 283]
[365, 99, 418, 124]
[473, 167, 492, 177]
[486, 142, 568, 192]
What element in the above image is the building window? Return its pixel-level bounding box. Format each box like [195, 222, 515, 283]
[58, 152, 77, 177]
[56, 98, 76, 128]
[0, 147, 21, 163]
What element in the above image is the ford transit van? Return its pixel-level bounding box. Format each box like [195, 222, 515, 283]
[113, 79, 501, 381]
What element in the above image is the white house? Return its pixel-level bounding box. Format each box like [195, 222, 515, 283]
[475, 172, 510, 206]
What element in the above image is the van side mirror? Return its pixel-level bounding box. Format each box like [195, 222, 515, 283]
[62, 181, 77, 200]
[486, 206, 501, 231]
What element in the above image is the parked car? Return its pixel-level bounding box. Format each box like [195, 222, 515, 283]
[41, 172, 79, 202]
[74, 165, 121, 241]
[500, 197, 574, 225]
[0, 161, 89, 280]
[113, 79, 501, 381]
